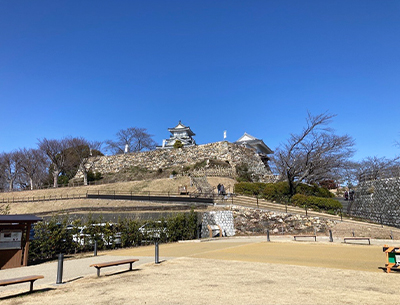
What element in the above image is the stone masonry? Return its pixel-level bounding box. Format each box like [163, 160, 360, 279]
[349, 178, 400, 228]
[77, 141, 272, 181]
[201, 211, 235, 238]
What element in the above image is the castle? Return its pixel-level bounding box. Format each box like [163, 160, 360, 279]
[78, 122, 274, 181]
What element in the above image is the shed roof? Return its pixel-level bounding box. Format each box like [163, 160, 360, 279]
[0, 215, 42, 224]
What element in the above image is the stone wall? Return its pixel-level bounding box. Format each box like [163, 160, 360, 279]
[201, 211, 235, 238]
[232, 206, 336, 235]
[77, 141, 272, 181]
[349, 178, 400, 228]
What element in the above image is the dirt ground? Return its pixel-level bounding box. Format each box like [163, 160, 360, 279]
[1, 239, 399, 305]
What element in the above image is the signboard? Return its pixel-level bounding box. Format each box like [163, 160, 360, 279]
[0, 230, 22, 250]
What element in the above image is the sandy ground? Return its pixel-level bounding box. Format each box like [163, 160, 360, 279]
[1, 237, 399, 305]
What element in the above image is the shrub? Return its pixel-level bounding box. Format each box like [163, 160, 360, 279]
[234, 182, 334, 205]
[295, 183, 331, 198]
[234, 182, 266, 196]
[87, 171, 102, 182]
[173, 140, 183, 149]
[235, 163, 252, 182]
[291, 194, 342, 211]
[262, 182, 291, 202]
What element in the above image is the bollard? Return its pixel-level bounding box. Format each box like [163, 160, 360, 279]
[56, 253, 64, 284]
[329, 230, 333, 242]
[390, 230, 393, 240]
[352, 230, 355, 237]
[267, 229, 270, 242]
[94, 240, 98, 256]
[155, 240, 160, 264]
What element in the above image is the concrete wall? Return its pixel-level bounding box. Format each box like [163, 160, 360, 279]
[201, 211, 235, 238]
[349, 178, 400, 228]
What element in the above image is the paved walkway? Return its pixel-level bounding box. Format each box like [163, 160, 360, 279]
[0, 254, 156, 295]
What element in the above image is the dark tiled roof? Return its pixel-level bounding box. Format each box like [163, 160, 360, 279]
[0, 215, 42, 223]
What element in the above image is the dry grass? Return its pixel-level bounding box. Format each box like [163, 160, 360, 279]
[1, 241, 399, 305]
[0, 177, 236, 199]
[0, 177, 236, 215]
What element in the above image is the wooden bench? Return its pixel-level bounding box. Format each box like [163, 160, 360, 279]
[344, 237, 370, 245]
[293, 235, 317, 241]
[0, 275, 44, 293]
[90, 259, 139, 277]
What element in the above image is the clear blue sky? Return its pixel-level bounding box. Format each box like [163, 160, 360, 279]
[1, 1, 399, 160]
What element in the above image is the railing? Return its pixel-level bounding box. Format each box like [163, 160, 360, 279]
[0, 193, 87, 204]
[214, 194, 348, 222]
[0, 190, 217, 205]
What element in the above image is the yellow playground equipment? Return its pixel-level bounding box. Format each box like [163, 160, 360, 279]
[383, 245, 400, 273]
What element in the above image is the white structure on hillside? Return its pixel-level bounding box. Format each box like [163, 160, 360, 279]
[235, 133, 273, 166]
[158, 121, 197, 149]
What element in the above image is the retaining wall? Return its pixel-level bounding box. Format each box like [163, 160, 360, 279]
[201, 211, 235, 238]
[77, 141, 272, 181]
[349, 178, 400, 228]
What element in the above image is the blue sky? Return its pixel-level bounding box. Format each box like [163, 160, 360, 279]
[1, 1, 399, 160]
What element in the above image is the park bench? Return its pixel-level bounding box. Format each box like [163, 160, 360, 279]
[90, 258, 139, 277]
[293, 235, 317, 241]
[0, 275, 44, 293]
[344, 237, 370, 245]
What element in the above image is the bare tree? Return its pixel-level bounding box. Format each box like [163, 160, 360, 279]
[19, 148, 48, 190]
[67, 137, 102, 186]
[0, 151, 23, 191]
[355, 156, 400, 182]
[105, 127, 156, 154]
[272, 112, 355, 196]
[38, 138, 69, 188]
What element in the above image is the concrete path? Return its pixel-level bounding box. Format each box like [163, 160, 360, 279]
[0, 254, 157, 295]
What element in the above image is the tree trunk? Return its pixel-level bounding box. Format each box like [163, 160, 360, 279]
[53, 170, 60, 188]
[83, 171, 88, 186]
[8, 179, 14, 192]
[30, 177, 34, 190]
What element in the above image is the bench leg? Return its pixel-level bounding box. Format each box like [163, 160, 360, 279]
[129, 262, 133, 271]
[97, 268, 101, 277]
[30, 280, 34, 292]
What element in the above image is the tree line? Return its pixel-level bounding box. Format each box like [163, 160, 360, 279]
[1, 113, 399, 193]
[0, 127, 155, 191]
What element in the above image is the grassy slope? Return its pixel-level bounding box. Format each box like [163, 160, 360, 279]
[0, 176, 237, 215]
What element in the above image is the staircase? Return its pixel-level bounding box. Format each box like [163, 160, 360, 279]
[190, 176, 214, 198]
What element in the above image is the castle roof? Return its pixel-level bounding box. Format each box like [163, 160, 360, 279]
[168, 121, 195, 136]
[235, 132, 273, 155]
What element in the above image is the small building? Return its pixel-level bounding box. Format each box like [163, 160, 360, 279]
[235, 133, 273, 167]
[0, 214, 42, 269]
[158, 121, 197, 149]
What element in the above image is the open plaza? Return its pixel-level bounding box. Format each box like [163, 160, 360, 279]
[1, 235, 399, 305]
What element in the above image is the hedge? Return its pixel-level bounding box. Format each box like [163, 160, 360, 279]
[29, 210, 199, 264]
[234, 181, 333, 203]
[291, 194, 342, 211]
